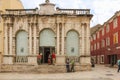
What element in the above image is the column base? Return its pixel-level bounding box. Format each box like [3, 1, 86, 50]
[3, 55, 14, 64]
[56, 55, 65, 65]
[80, 55, 91, 64]
[28, 55, 37, 65]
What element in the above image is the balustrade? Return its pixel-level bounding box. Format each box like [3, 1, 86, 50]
[15, 56, 28, 63]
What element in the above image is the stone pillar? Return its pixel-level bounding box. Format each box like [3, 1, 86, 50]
[29, 25, 32, 55]
[4, 23, 8, 55]
[33, 24, 37, 55]
[28, 24, 37, 65]
[56, 23, 65, 65]
[80, 23, 91, 65]
[9, 26, 12, 55]
[57, 23, 60, 55]
[61, 23, 65, 55]
[3, 23, 14, 64]
[81, 23, 84, 56]
[86, 23, 90, 56]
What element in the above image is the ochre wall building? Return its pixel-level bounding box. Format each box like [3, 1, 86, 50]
[1, 0, 93, 71]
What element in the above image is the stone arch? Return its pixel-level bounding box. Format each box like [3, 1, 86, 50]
[39, 28, 56, 47]
[66, 30, 79, 56]
[16, 30, 28, 56]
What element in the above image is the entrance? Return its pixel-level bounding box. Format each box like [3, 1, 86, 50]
[39, 47, 55, 63]
[108, 55, 117, 66]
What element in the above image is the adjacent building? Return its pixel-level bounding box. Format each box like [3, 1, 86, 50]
[91, 11, 120, 66]
[1, 0, 93, 70]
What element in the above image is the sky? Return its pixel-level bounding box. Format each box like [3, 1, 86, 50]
[20, 0, 120, 27]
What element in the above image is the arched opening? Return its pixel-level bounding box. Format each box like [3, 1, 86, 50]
[39, 29, 55, 63]
[16, 31, 28, 63]
[66, 30, 79, 56]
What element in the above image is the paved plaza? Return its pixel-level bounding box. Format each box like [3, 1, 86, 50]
[0, 65, 119, 80]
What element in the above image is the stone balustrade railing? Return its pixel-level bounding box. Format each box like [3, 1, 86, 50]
[4, 8, 90, 15]
[56, 8, 90, 15]
[5, 9, 37, 15]
[15, 56, 28, 63]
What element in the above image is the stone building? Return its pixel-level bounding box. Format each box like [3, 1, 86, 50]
[1, 0, 92, 70]
[0, 0, 24, 67]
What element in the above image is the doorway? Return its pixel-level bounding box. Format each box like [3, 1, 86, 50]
[44, 47, 50, 63]
[39, 47, 55, 63]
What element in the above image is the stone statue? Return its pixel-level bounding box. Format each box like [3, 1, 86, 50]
[45, 0, 49, 3]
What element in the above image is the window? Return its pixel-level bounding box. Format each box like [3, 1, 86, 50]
[106, 24, 109, 33]
[91, 45, 93, 51]
[94, 43, 96, 50]
[101, 40, 105, 48]
[97, 42, 99, 49]
[113, 18, 117, 28]
[91, 37, 93, 42]
[97, 32, 99, 39]
[102, 29, 104, 36]
[101, 55, 104, 63]
[113, 32, 118, 44]
[93, 34, 96, 40]
[106, 37, 110, 46]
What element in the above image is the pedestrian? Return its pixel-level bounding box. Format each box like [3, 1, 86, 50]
[70, 59, 75, 72]
[117, 59, 120, 72]
[66, 58, 70, 72]
[91, 58, 95, 67]
[52, 52, 56, 65]
[37, 53, 41, 65]
[48, 53, 51, 65]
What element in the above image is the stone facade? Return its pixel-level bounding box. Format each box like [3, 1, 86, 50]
[1, 0, 93, 70]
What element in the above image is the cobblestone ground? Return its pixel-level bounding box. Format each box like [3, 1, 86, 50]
[0, 65, 119, 80]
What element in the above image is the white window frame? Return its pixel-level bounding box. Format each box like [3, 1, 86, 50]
[102, 29, 104, 36]
[113, 18, 118, 28]
[97, 32, 99, 39]
[113, 32, 118, 44]
[97, 42, 99, 49]
[106, 24, 109, 33]
[101, 55, 104, 63]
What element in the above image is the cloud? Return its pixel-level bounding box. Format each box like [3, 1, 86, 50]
[20, 0, 120, 27]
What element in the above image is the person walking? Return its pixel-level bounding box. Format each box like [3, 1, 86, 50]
[37, 53, 42, 65]
[70, 59, 75, 72]
[66, 58, 70, 72]
[117, 59, 120, 72]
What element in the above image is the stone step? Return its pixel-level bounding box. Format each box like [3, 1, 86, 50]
[1, 64, 91, 73]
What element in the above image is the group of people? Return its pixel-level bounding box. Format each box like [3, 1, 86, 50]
[66, 58, 75, 72]
[48, 52, 56, 65]
[37, 52, 56, 65]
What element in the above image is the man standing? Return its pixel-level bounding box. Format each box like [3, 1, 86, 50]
[70, 59, 75, 72]
[37, 53, 42, 65]
[52, 52, 56, 65]
[117, 59, 120, 72]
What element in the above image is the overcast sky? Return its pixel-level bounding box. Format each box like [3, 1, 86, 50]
[20, 0, 120, 27]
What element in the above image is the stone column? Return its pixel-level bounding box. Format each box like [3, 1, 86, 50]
[86, 23, 90, 56]
[61, 23, 65, 55]
[81, 23, 84, 56]
[33, 24, 37, 55]
[29, 24, 32, 55]
[9, 25, 12, 55]
[56, 23, 65, 64]
[57, 23, 60, 55]
[4, 23, 8, 55]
